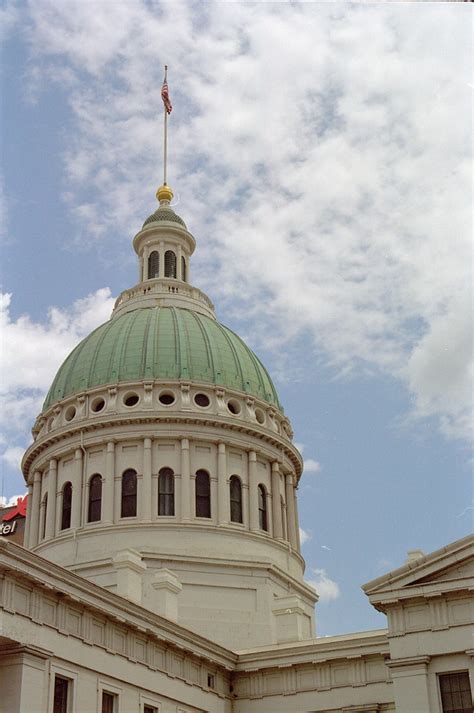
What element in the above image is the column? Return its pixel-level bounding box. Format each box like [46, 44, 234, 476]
[271, 462, 283, 539]
[217, 443, 228, 525]
[285, 472, 298, 549]
[113, 463, 122, 524]
[24, 484, 33, 547]
[180, 438, 191, 520]
[55, 488, 63, 535]
[44, 459, 57, 540]
[28, 471, 42, 548]
[103, 442, 115, 524]
[248, 451, 259, 531]
[71, 448, 83, 529]
[141, 438, 152, 521]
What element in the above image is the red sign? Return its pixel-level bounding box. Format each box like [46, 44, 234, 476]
[2, 495, 28, 521]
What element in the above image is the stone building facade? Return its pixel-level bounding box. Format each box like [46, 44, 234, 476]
[0, 184, 472, 712]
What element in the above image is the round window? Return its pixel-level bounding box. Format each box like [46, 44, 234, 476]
[91, 397, 105, 413]
[159, 391, 175, 406]
[227, 399, 241, 415]
[123, 393, 139, 407]
[64, 406, 76, 422]
[194, 393, 210, 408]
[255, 408, 265, 425]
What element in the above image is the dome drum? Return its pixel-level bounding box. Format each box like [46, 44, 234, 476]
[113, 279, 215, 320]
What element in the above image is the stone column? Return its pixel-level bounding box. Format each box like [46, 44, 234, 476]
[23, 484, 33, 546]
[271, 462, 283, 539]
[29, 471, 42, 548]
[180, 438, 191, 520]
[55, 487, 63, 535]
[103, 442, 115, 524]
[44, 459, 57, 540]
[285, 472, 298, 549]
[113, 466, 122, 524]
[249, 451, 259, 531]
[71, 448, 83, 529]
[142, 437, 152, 521]
[217, 443, 228, 525]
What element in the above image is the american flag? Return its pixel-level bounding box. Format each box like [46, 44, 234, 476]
[161, 74, 172, 115]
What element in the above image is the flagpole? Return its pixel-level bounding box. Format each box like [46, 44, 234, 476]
[163, 65, 168, 185]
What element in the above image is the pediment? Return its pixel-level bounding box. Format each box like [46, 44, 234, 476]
[363, 534, 474, 600]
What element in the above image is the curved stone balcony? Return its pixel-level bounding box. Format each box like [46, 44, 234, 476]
[113, 278, 216, 319]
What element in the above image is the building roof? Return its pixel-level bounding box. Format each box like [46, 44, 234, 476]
[142, 205, 187, 229]
[44, 305, 282, 411]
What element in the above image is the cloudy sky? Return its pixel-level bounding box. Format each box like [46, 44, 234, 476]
[0, 1, 472, 636]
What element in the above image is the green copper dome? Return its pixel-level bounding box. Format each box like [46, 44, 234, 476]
[44, 306, 281, 411]
[143, 206, 187, 229]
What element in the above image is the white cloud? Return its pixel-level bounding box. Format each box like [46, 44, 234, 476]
[0, 447, 24, 471]
[0, 493, 27, 508]
[3, 3, 471, 443]
[306, 568, 341, 603]
[299, 528, 311, 545]
[304, 459, 321, 474]
[0, 289, 115, 451]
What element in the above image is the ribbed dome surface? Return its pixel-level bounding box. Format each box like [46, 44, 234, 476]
[142, 206, 187, 229]
[44, 307, 281, 411]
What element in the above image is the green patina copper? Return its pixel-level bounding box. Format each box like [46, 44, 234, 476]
[44, 306, 281, 411]
[142, 206, 187, 229]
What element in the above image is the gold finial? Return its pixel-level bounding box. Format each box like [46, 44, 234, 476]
[156, 184, 173, 205]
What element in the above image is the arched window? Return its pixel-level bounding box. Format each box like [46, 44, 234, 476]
[158, 467, 175, 516]
[121, 469, 137, 518]
[42, 493, 48, 539]
[229, 475, 243, 523]
[88, 474, 102, 523]
[61, 482, 72, 530]
[258, 484, 268, 531]
[181, 256, 186, 282]
[195, 470, 211, 518]
[148, 250, 159, 279]
[164, 250, 177, 278]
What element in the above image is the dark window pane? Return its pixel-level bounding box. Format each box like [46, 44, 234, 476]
[42, 494, 48, 539]
[148, 250, 159, 279]
[144, 707, 156, 713]
[230, 476, 243, 523]
[158, 468, 175, 516]
[440, 672, 473, 713]
[102, 691, 115, 713]
[181, 255, 186, 282]
[121, 469, 137, 518]
[61, 482, 72, 530]
[88, 474, 102, 522]
[258, 484, 268, 531]
[195, 470, 211, 518]
[164, 250, 177, 278]
[53, 676, 68, 713]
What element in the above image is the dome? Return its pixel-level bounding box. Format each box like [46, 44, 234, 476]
[44, 306, 281, 411]
[142, 205, 187, 229]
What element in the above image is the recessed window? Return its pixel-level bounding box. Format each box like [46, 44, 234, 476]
[123, 392, 139, 407]
[181, 255, 187, 282]
[121, 469, 137, 518]
[64, 405, 76, 422]
[258, 484, 268, 531]
[255, 408, 265, 425]
[144, 707, 157, 713]
[439, 671, 472, 712]
[159, 391, 175, 406]
[42, 494, 48, 539]
[148, 250, 159, 279]
[102, 691, 117, 713]
[91, 397, 105, 413]
[53, 676, 70, 713]
[194, 393, 210, 408]
[207, 673, 215, 689]
[227, 399, 241, 415]
[61, 482, 72, 530]
[195, 470, 211, 518]
[229, 475, 243, 524]
[158, 467, 175, 516]
[88, 474, 102, 523]
[164, 249, 177, 278]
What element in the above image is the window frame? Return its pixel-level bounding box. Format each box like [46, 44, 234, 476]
[87, 474, 102, 523]
[61, 481, 73, 530]
[438, 670, 473, 713]
[164, 250, 177, 278]
[195, 469, 211, 518]
[229, 475, 243, 524]
[258, 484, 268, 531]
[147, 250, 159, 279]
[158, 467, 175, 516]
[121, 469, 137, 518]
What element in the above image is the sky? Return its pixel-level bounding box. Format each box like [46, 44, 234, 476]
[0, 1, 472, 637]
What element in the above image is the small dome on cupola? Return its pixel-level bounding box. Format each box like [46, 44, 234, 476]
[142, 183, 187, 228]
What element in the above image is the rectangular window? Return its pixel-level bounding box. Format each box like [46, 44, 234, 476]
[144, 707, 157, 713]
[207, 673, 215, 689]
[102, 691, 117, 713]
[53, 676, 69, 713]
[439, 672, 473, 713]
